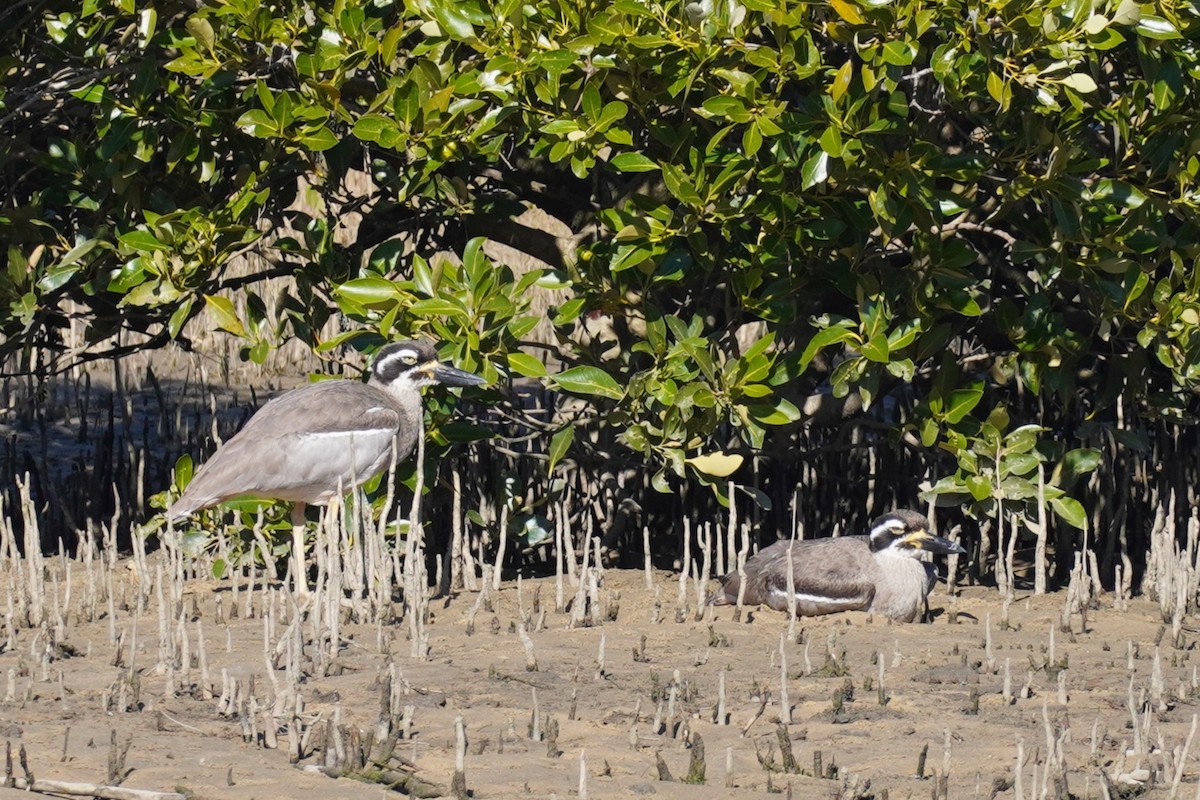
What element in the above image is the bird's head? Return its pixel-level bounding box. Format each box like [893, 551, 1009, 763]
[868, 509, 966, 558]
[370, 340, 487, 390]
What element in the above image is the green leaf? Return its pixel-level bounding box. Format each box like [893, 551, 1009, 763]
[352, 113, 396, 143]
[610, 152, 659, 173]
[335, 277, 401, 306]
[507, 351, 547, 378]
[440, 422, 494, 443]
[1051, 496, 1088, 530]
[1135, 15, 1180, 39]
[1004, 424, 1043, 454]
[410, 297, 468, 317]
[801, 151, 830, 189]
[942, 383, 983, 424]
[548, 426, 574, 472]
[998, 476, 1038, 501]
[53, 238, 102, 271]
[300, 126, 338, 151]
[881, 40, 914, 66]
[965, 475, 992, 501]
[859, 331, 889, 362]
[553, 297, 587, 324]
[1062, 448, 1101, 477]
[174, 454, 194, 490]
[1004, 453, 1041, 477]
[118, 230, 169, 252]
[919, 417, 938, 447]
[541, 119, 580, 135]
[552, 366, 624, 400]
[431, 2, 476, 39]
[1086, 179, 1145, 209]
[742, 124, 762, 157]
[921, 476, 972, 507]
[798, 324, 854, 372]
[37, 263, 81, 292]
[747, 397, 801, 425]
[236, 109, 277, 138]
[660, 163, 702, 205]
[167, 298, 193, 339]
[596, 100, 627, 129]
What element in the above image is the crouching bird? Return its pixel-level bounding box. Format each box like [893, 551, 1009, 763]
[709, 509, 964, 622]
[167, 340, 486, 594]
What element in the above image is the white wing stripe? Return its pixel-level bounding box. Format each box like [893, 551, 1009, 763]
[297, 428, 396, 439]
[769, 589, 861, 607]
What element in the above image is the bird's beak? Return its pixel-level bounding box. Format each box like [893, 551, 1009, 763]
[430, 361, 488, 388]
[905, 528, 967, 556]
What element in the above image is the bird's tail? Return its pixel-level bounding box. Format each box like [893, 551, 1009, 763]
[165, 489, 207, 521]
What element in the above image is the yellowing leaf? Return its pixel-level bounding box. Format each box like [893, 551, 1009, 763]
[203, 294, 247, 338]
[686, 452, 745, 478]
[1083, 14, 1109, 34]
[830, 60, 852, 103]
[830, 0, 865, 25]
[1059, 73, 1097, 93]
[185, 16, 215, 52]
[986, 71, 1009, 110]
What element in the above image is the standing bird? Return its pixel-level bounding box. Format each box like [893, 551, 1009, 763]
[167, 340, 486, 593]
[709, 509, 964, 622]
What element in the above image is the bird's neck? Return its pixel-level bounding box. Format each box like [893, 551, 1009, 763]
[874, 547, 926, 566]
[371, 376, 425, 432]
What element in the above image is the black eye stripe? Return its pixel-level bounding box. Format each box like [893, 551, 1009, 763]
[371, 340, 443, 383]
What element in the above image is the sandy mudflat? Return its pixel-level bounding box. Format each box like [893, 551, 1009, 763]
[0, 564, 1191, 799]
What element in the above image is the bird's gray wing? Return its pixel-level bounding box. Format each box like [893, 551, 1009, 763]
[172, 382, 401, 513]
[710, 539, 791, 606]
[760, 538, 876, 616]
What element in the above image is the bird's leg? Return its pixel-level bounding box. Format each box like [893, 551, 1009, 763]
[290, 502, 310, 598]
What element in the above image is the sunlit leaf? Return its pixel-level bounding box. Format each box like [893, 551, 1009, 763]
[610, 152, 659, 173]
[507, 351, 547, 378]
[203, 294, 247, 337]
[685, 452, 745, 478]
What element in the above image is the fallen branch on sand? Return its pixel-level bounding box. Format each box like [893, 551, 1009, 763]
[5, 777, 184, 800]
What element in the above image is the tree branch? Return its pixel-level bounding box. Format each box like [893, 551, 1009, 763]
[464, 214, 586, 271]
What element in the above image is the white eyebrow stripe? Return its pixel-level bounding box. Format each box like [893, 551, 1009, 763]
[375, 349, 419, 369]
[870, 518, 909, 538]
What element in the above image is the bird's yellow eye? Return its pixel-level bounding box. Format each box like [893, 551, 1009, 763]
[399, 352, 418, 365]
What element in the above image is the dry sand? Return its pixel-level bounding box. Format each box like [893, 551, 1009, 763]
[0, 564, 1191, 799]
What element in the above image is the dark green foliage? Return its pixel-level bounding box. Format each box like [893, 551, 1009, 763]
[4, 0, 1200, 585]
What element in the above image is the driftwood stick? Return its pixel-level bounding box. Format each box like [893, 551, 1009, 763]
[740, 691, 769, 738]
[451, 714, 468, 800]
[8, 778, 184, 800]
